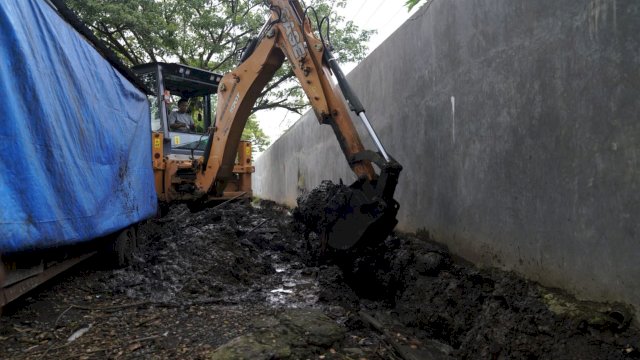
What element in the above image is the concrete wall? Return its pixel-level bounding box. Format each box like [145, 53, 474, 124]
[254, 0, 640, 316]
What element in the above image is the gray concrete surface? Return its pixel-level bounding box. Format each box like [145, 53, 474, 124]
[254, 0, 640, 319]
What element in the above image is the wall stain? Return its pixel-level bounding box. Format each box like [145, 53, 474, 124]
[588, 0, 618, 37]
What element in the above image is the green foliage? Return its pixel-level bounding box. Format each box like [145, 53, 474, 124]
[241, 115, 270, 152]
[66, 0, 374, 115]
[405, 0, 427, 11]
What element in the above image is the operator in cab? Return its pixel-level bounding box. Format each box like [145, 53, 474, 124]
[169, 98, 195, 131]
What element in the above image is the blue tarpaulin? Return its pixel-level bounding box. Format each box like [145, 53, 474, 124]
[0, 0, 157, 252]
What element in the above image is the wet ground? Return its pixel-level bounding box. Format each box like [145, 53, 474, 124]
[1, 199, 639, 359]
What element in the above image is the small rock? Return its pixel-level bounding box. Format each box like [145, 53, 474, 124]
[415, 252, 444, 275]
[239, 238, 254, 247]
[300, 267, 316, 276]
[343, 347, 365, 356]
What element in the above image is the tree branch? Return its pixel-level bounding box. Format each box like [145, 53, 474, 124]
[241, 2, 263, 18]
[219, 29, 253, 48]
[258, 70, 295, 98]
[130, 30, 156, 63]
[252, 100, 305, 114]
[92, 23, 140, 65]
[204, 48, 217, 66]
[209, 44, 241, 71]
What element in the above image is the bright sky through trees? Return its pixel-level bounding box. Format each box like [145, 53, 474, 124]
[256, 0, 421, 146]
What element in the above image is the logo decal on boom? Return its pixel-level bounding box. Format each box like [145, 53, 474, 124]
[229, 93, 240, 113]
[281, 8, 306, 59]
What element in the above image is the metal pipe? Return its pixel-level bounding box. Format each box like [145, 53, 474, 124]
[211, 192, 247, 209]
[357, 112, 390, 162]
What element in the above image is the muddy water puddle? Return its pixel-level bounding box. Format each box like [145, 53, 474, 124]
[266, 260, 319, 308]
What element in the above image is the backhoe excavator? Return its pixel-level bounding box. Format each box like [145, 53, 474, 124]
[144, 0, 403, 250]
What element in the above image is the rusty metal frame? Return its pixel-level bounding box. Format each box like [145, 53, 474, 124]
[1, 252, 96, 307]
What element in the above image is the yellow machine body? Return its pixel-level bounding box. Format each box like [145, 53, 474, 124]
[152, 131, 254, 202]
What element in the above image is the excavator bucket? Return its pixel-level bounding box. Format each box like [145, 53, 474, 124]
[324, 183, 400, 250]
[295, 158, 402, 250]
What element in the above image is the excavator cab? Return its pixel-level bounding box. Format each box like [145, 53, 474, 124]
[132, 62, 220, 156]
[132, 62, 254, 202]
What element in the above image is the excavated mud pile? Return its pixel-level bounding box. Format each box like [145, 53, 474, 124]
[0, 201, 386, 360]
[102, 203, 278, 304]
[0, 194, 638, 359]
[323, 234, 640, 359]
[295, 181, 640, 359]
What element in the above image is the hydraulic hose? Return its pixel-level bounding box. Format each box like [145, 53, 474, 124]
[324, 49, 390, 162]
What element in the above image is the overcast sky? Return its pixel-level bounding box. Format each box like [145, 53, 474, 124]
[255, 0, 421, 146]
[342, 0, 421, 67]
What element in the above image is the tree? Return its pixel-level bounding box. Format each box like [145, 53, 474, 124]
[242, 115, 270, 152]
[66, 0, 374, 115]
[405, 0, 429, 11]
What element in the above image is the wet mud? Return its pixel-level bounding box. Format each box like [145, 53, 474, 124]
[0, 197, 639, 359]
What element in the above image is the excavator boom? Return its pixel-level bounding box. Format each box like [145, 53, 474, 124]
[197, 0, 402, 249]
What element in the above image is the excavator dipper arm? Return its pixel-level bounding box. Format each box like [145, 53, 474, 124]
[197, 0, 402, 249]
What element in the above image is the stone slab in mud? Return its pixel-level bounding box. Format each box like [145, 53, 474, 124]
[210, 308, 345, 359]
[0, 200, 638, 360]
